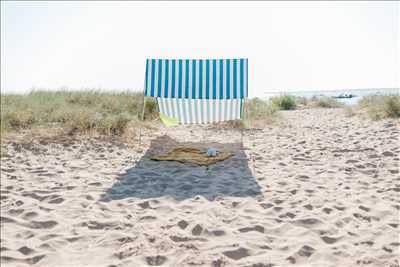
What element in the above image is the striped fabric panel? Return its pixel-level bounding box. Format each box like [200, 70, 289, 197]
[145, 59, 248, 99]
[157, 98, 243, 124]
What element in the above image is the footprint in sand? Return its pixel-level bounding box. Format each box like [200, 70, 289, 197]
[177, 220, 189, 229]
[248, 264, 274, 267]
[238, 225, 265, 233]
[286, 245, 316, 264]
[15, 230, 35, 239]
[1, 217, 16, 223]
[334, 206, 346, 211]
[382, 151, 396, 157]
[359, 205, 370, 212]
[22, 192, 47, 202]
[322, 207, 333, 214]
[29, 220, 58, 229]
[210, 230, 225, 236]
[304, 204, 313, 210]
[138, 201, 151, 209]
[146, 255, 167, 266]
[22, 212, 38, 220]
[222, 247, 250, 261]
[47, 195, 64, 204]
[0, 255, 46, 265]
[321, 235, 339, 244]
[295, 218, 322, 226]
[88, 182, 102, 186]
[279, 212, 296, 219]
[87, 221, 117, 230]
[17, 246, 35, 256]
[296, 175, 310, 182]
[169, 235, 207, 242]
[191, 224, 203, 236]
[260, 203, 273, 209]
[8, 209, 24, 216]
[66, 236, 82, 243]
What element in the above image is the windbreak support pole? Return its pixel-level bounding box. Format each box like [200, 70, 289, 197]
[138, 93, 146, 149]
[241, 98, 247, 145]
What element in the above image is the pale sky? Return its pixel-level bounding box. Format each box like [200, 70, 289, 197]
[1, 1, 399, 96]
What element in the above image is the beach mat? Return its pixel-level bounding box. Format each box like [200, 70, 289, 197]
[150, 147, 234, 166]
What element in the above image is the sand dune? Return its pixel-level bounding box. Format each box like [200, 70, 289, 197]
[1, 108, 399, 267]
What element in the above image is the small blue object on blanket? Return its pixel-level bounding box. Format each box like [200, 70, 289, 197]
[207, 148, 217, 157]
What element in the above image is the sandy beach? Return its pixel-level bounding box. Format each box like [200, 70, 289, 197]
[1, 108, 399, 267]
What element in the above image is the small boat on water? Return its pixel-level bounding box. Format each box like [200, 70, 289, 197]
[333, 93, 356, 99]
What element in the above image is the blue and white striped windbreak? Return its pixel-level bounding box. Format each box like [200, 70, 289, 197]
[144, 58, 248, 124]
[144, 59, 248, 99]
[157, 98, 243, 124]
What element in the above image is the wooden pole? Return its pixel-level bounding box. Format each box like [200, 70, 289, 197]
[138, 93, 146, 148]
[241, 98, 246, 145]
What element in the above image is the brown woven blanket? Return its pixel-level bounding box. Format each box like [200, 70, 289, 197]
[150, 147, 233, 166]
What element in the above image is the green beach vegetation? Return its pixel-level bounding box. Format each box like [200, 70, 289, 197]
[0, 90, 157, 135]
[1, 90, 398, 138]
[357, 95, 400, 120]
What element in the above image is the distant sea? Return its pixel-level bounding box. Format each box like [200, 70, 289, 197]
[263, 88, 400, 105]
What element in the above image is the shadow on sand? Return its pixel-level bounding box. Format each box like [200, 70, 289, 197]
[100, 135, 262, 201]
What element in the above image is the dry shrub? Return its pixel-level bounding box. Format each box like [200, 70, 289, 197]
[359, 95, 400, 120]
[4, 111, 35, 129]
[309, 96, 343, 108]
[96, 113, 131, 135]
[385, 96, 400, 118]
[65, 110, 97, 133]
[270, 95, 297, 110]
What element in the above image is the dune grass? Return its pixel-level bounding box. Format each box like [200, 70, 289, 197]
[308, 96, 343, 108]
[270, 95, 297, 110]
[248, 97, 277, 120]
[1, 90, 158, 135]
[5, 90, 391, 140]
[357, 95, 400, 120]
[270, 95, 343, 110]
[1, 90, 280, 137]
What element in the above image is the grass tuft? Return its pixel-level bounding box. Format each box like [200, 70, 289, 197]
[309, 96, 343, 108]
[270, 95, 297, 110]
[358, 95, 400, 120]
